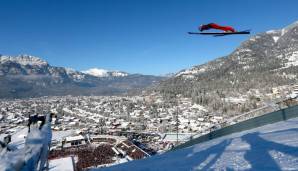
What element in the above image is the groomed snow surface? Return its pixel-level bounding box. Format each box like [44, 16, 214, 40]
[95, 118, 298, 171]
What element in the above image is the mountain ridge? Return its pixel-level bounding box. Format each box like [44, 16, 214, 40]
[156, 21, 298, 115]
[0, 55, 164, 98]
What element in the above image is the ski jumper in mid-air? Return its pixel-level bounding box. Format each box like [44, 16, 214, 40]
[199, 23, 236, 32]
[188, 23, 249, 36]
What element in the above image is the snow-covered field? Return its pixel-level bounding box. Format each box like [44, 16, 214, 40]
[95, 118, 298, 171]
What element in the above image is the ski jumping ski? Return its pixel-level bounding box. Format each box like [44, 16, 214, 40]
[189, 23, 250, 36]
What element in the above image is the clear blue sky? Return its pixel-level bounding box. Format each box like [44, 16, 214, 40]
[0, 0, 298, 75]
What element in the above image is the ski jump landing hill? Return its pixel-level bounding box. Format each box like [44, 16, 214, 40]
[97, 105, 298, 171]
[174, 105, 298, 151]
[0, 114, 52, 171]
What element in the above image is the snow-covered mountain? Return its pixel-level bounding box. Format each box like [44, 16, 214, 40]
[82, 68, 128, 78]
[0, 55, 164, 98]
[175, 21, 298, 80]
[158, 20, 298, 95]
[0, 55, 48, 66]
[155, 21, 298, 116]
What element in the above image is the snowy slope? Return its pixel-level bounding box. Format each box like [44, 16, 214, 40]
[95, 117, 298, 171]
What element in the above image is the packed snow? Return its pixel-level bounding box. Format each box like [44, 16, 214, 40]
[49, 156, 74, 171]
[95, 117, 298, 171]
[0, 126, 28, 150]
[9, 127, 28, 149]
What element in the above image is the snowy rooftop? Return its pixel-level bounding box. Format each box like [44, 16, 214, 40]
[65, 135, 85, 142]
[52, 130, 75, 142]
[95, 117, 298, 171]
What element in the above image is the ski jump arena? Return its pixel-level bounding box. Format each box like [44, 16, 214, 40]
[1, 104, 298, 171]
